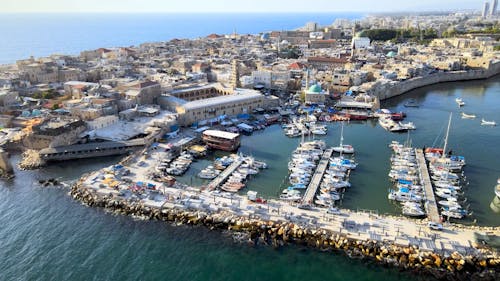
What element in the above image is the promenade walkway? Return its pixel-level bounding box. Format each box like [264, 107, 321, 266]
[416, 149, 441, 223]
[302, 148, 334, 204]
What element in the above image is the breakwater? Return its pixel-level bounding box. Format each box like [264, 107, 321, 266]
[70, 181, 500, 280]
[371, 61, 500, 100]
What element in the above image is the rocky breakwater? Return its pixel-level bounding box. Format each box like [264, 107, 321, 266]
[70, 183, 499, 280]
[18, 149, 45, 170]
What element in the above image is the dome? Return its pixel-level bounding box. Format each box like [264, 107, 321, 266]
[260, 33, 270, 40]
[387, 51, 397, 57]
[308, 84, 322, 93]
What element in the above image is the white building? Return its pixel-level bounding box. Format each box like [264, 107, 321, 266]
[483, 1, 490, 18]
[491, 0, 498, 16]
[352, 37, 371, 50]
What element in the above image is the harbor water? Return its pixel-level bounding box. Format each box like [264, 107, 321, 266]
[1, 76, 499, 280]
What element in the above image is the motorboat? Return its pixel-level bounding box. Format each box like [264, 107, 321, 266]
[438, 199, 461, 208]
[455, 97, 465, 106]
[461, 112, 476, 119]
[441, 210, 467, 219]
[315, 199, 333, 207]
[280, 189, 302, 201]
[330, 157, 357, 170]
[398, 121, 416, 130]
[388, 189, 422, 202]
[402, 206, 426, 217]
[481, 118, 497, 126]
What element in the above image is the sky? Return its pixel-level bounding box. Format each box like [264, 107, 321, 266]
[0, 0, 481, 13]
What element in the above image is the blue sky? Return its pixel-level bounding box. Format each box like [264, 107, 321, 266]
[0, 0, 481, 13]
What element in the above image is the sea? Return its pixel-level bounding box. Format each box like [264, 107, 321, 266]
[1, 13, 499, 281]
[0, 13, 360, 65]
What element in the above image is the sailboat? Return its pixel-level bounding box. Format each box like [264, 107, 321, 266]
[481, 118, 497, 126]
[425, 113, 466, 169]
[455, 97, 465, 107]
[332, 122, 354, 154]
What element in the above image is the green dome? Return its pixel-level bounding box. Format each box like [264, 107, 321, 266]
[308, 84, 322, 93]
[387, 51, 397, 57]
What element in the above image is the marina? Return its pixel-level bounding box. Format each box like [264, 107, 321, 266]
[2, 7, 500, 281]
[301, 147, 334, 206]
[417, 149, 441, 223]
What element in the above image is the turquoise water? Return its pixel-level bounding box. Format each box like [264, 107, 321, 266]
[179, 76, 500, 226]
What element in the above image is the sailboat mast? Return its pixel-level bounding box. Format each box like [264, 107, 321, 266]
[340, 122, 344, 146]
[442, 113, 452, 158]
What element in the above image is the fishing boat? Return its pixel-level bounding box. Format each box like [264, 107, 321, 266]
[461, 112, 476, 119]
[332, 122, 355, 154]
[481, 118, 497, 126]
[455, 97, 465, 106]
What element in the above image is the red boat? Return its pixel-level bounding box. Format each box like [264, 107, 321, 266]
[391, 112, 405, 121]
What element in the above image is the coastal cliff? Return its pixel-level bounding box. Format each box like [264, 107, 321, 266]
[371, 61, 500, 100]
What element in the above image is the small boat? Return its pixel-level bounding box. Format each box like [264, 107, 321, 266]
[461, 112, 476, 119]
[404, 99, 419, 107]
[311, 128, 327, 135]
[402, 206, 426, 217]
[332, 144, 354, 154]
[455, 97, 465, 106]
[398, 121, 416, 130]
[481, 118, 496, 126]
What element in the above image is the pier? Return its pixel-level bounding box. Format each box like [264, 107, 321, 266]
[302, 147, 334, 204]
[416, 149, 440, 222]
[207, 158, 244, 190]
[39, 138, 147, 161]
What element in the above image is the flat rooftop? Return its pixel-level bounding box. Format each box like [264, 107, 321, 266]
[182, 90, 263, 111]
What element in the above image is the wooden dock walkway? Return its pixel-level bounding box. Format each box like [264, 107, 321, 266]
[207, 158, 243, 191]
[302, 148, 334, 204]
[416, 149, 441, 222]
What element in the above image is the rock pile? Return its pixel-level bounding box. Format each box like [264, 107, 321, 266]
[18, 149, 44, 170]
[70, 183, 500, 280]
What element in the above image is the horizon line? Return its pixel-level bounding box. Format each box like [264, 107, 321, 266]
[0, 10, 473, 14]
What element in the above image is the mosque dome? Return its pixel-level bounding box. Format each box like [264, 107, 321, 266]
[308, 84, 322, 93]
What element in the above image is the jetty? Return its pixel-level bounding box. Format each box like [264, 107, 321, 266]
[302, 147, 334, 204]
[416, 149, 440, 222]
[207, 158, 244, 191]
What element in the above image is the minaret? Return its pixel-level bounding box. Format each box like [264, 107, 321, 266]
[305, 68, 310, 89]
[230, 59, 241, 89]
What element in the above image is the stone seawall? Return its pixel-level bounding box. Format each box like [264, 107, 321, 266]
[375, 62, 500, 100]
[70, 183, 500, 280]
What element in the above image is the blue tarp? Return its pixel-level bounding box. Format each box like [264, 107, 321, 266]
[237, 113, 250, 119]
[400, 187, 410, 193]
[398, 179, 412, 185]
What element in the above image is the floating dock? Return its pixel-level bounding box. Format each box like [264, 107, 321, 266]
[302, 148, 334, 204]
[207, 158, 244, 191]
[416, 149, 440, 222]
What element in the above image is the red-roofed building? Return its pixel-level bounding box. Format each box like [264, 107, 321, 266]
[206, 33, 222, 39]
[288, 62, 307, 70]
